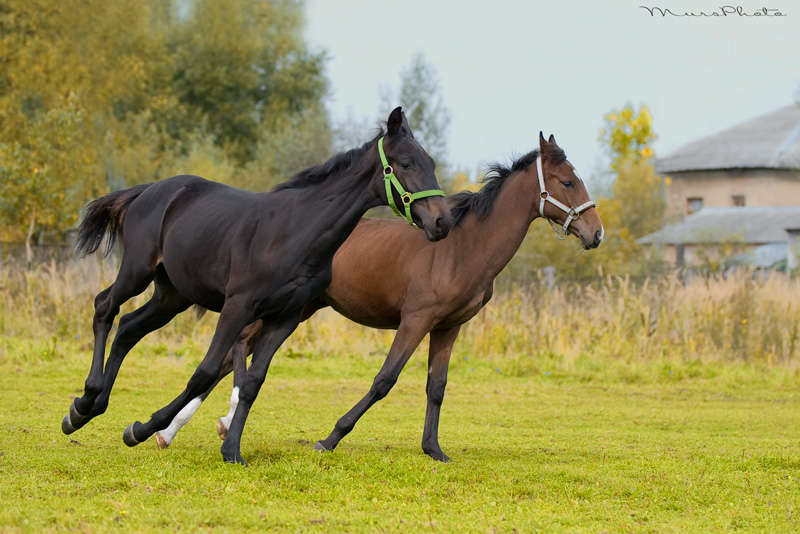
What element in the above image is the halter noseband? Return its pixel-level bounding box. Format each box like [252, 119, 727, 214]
[536, 155, 596, 240]
[378, 136, 445, 228]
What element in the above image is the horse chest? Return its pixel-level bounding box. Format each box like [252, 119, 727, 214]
[441, 286, 493, 327]
[251, 269, 331, 320]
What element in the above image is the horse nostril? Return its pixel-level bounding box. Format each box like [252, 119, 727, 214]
[594, 229, 603, 246]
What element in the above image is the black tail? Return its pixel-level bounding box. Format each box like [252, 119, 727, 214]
[75, 183, 152, 257]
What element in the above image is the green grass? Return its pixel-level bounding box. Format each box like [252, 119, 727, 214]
[1, 337, 798, 533]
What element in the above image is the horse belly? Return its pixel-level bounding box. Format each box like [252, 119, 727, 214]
[330, 301, 401, 329]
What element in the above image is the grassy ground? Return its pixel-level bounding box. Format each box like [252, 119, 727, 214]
[1, 336, 798, 533]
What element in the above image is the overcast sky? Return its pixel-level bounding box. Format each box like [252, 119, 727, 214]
[303, 0, 799, 187]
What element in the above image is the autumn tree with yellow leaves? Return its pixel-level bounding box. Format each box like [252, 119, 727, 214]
[1, 0, 329, 259]
[503, 104, 665, 281]
[593, 105, 666, 272]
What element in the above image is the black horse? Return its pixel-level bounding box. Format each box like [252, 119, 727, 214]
[61, 107, 453, 465]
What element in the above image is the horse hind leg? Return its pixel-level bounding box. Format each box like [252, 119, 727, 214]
[63, 284, 115, 432]
[421, 325, 461, 462]
[314, 316, 430, 454]
[64, 256, 158, 434]
[90, 265, 191, 423]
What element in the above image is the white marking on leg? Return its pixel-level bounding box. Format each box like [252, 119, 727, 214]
[159, 397, 203, 446]
[219, 386, 239, 431]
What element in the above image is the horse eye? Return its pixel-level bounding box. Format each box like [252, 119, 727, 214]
[561, 181, 574, 189]
[400, 162, 411, 170]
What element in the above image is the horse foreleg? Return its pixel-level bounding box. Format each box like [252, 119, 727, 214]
[155, 372, 224, 450]
[155, 321, 263, 448]
[220, 315, 299, 466]
[314, 316, 430, 454]
[421, 325, 461, 462]
[122, 301, 251, 449]
[216, 321, 261, 440]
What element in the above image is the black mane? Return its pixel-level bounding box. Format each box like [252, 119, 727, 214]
[272, 131, 384, 192]
[449, 145, 567, 226]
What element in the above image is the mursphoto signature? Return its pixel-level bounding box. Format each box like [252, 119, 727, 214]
[640, 6, 787, 17]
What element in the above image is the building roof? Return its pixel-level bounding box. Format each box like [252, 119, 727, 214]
[637, 207, 800, 245]
[655, 105, 800, 173]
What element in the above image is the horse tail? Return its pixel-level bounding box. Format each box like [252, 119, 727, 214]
[75, 183, 153, 257]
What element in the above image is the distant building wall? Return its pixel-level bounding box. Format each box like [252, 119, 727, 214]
[664, 169, 800, 222]
[661, 242, 765, 268]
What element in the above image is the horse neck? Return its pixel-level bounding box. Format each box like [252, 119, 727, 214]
[454, 168, 539, 282]
[285, 159, 383, 255]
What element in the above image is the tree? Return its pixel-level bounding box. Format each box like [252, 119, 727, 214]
[167, 0, 329, 165]
[0, 95, 89, 264]
[597, 105, 665, 242]
[0, 0, 332, 252]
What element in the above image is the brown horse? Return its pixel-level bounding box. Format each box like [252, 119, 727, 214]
[61, 107, 452, 465]
[155, 133, 603, 462]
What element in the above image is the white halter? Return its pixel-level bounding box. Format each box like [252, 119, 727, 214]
[536, 155, 596, 239]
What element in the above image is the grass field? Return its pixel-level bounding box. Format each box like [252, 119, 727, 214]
[1, 261, 799, 532]
[1, 334, 799, 532]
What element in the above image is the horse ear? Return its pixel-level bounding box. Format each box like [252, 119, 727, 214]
[548, 134, 557, 145]
[387, 106, 403, 136]
[539, 131, 547, 152]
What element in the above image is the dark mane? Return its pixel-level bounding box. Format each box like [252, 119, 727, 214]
[272, 131, 384, 192]
[448, 145, 567, 226]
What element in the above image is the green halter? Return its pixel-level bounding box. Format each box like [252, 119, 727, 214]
[378, 136, 445, 228]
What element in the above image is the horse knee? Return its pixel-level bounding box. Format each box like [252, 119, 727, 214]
[426, 378, 447, 406]
[371, 374, 398, 400]
[238, 374, 266, 404]
[187, 363, 221, 393]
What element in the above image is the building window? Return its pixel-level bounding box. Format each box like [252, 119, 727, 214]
[687, 197, 703, 215]
[732, 195, 745, 206]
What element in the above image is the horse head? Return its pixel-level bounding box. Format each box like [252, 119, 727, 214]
[379, 107, 453, 241]
[536, 132, 603, 249]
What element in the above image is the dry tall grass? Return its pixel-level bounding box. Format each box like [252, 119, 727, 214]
[2, 259, 798, 369]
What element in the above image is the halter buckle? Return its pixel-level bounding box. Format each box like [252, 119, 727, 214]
[383, 165, 393, 176]
[401, 192, 413, 205]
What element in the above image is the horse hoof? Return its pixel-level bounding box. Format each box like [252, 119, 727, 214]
[424, 449, 452, 463]
[122, 423, 141, 447]
[61, 414, 77, 435]
[313, 441, 331, 452]
[64, 402, 88, 432]
[216, 419, 228, 440]
[222, 451, 248, 467]
[155, 432, 169, 450]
